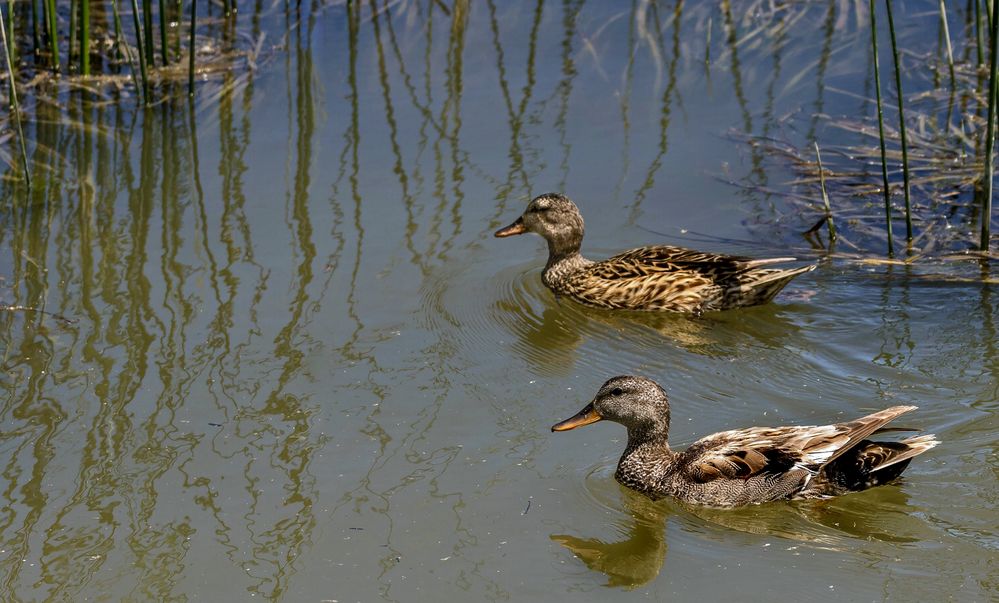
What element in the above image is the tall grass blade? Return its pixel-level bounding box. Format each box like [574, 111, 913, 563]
[705, 16, 711, 66]
[884, 0, 912, 245]
[45, 0, 58, 69]
[30, 0, 39, 56]
[143, 0, 154, 66]
[6, 0, 15, 66]
[69, 0, 77, 67]
[938, 0, 955, 90]
[814, 142, 836, 242]
[131, 0, 151, 102]
[188, 0, 196, 96]
[983, 0, 999, 251]
[158, 0, 168, 65]
[111, 0, 140, 93]
[111, 0, 124, 61]
[0, 5, 31, 189]
[976, 0, 985, 67]
[869, 0, 894, 256]
[80, 0, 90, 75]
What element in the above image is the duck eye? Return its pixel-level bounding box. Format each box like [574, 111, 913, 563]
[611, 387, 623, 396]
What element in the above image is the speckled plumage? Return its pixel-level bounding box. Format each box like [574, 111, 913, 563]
[494, 193, 815, 314]
[552, 376, 939, 507]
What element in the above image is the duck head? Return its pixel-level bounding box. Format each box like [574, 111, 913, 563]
[494, 193, 585, 257]
[552, 375, 671, 441]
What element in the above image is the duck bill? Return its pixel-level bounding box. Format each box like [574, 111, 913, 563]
[551, 403, 602, 432]
[494, 217, 527, 237]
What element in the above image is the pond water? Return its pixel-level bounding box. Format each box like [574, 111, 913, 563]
[0, 0, 996, 600]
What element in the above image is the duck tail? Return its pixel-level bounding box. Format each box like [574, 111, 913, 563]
[732, 264, 816, 304]
[869, 433, 939, 473]
[741, 257, 800, 267]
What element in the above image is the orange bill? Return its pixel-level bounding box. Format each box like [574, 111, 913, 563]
[551, 403, 602, 432]
[494, 217, 527, 237]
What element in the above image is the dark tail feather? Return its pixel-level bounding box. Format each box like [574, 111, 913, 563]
[729, 264, 817, 306]
[870, 434, 939, 472]
[821, 433, 939, 492]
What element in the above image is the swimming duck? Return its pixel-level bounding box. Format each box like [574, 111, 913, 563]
[494, 193, 815, 314]
[552, 375, 938, 507]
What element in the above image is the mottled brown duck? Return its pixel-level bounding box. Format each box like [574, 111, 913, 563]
[494, 193, 815, 314]
[552, 376, 938, 507]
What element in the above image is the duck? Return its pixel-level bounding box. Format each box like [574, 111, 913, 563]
[494, 193, 815, 314]
[551, 375, 938, 507]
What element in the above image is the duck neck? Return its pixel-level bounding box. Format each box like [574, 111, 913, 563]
[545, 232, 584, 262]
[542, 245, 590, 290]
[615, 427, 676, 495]
[545, 247, 588, 271]
[624, 424, 672, 457]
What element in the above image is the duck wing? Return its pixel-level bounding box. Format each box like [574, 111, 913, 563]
[681, 406, 919, 484]
[588, 245, 795, 280]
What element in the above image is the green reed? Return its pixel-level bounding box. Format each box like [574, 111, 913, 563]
[70, 0, 77, 67]
[45, 0, 58, 69]
[30, 0, 39, 55]
[80, 0, 90, 75]
[0, 4, 31, 188]
[159, 0, 169, 65]
[188, 0, 197, 96]
[884, 0, 913, 245]
[983, 0, 999, 251]
[869, 0, 895, 256]
[814, 142, 836, 243]
[111, 0, 141, 95]
[939, 0, 955, 90]
[143, 0, 154, 66]
[5, 0, 14, 66]
[131, 0, 151, 102]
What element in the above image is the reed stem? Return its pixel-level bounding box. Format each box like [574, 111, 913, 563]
[983, 0, 999, 251]
[869, 0, 894, 256]
[0, 5, 31, 189]
[814, 142, 836, 242]
[188, 0, 196, 96]
[705, 16, 711, 66]
[142, 0, 154, 66]
[158, 0, 168, 65]
[111, 0, 123, 61]
[45, 0, 58, 70]
[80, 0, 90, 75]
[938, 0, 955, 91]
[110, 0, 140, 93]
[5, 0, 14, 66]
[131, 0, 150, 102]
[884, 0, 912, 245]
[69, 0, 77, 68]
[30, 0, 39, 57]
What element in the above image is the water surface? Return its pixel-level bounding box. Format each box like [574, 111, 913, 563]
[0, 1, 996, 601]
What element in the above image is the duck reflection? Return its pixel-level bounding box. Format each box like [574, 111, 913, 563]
[679, 484, 919, 545]
[494, 273, 805, 375]
[550, 491, 669, 588]
[552, 484, 918, 588]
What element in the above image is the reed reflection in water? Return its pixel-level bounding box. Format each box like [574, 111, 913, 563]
[0, 1, 995, 601]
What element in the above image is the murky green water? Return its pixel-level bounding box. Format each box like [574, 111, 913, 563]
[1, 1, 996, 600]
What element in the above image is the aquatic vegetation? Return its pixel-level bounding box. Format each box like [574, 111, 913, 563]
[0, 0, 274, 102]
[733, 0, 996, 258]
[0, 5, 27, 187]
